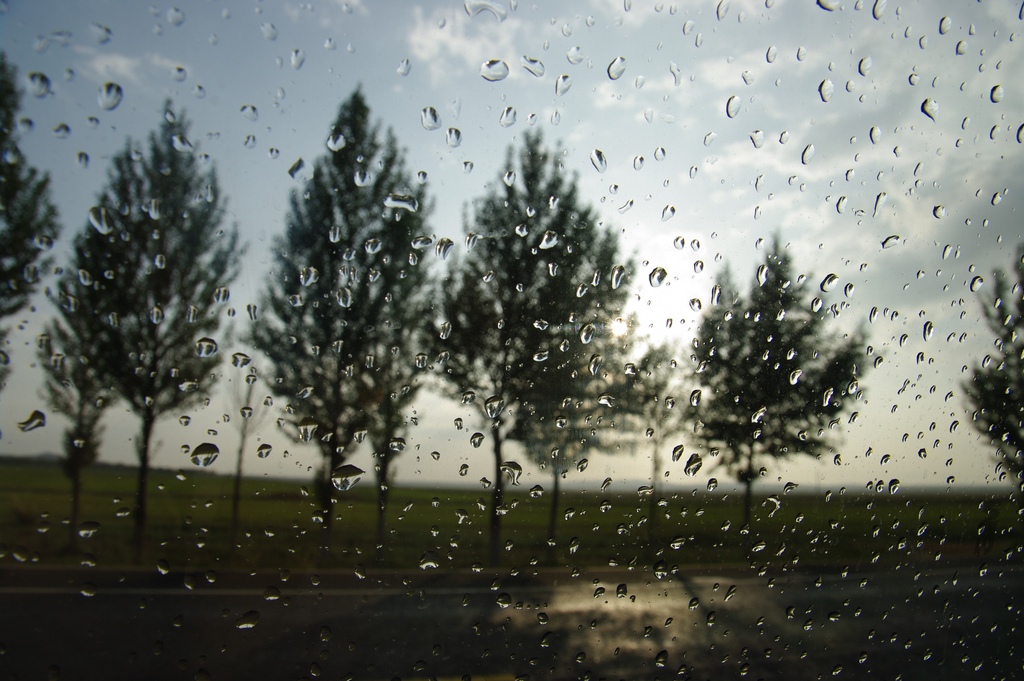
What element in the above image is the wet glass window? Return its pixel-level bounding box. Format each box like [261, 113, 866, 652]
[0, 2, 1021, 679]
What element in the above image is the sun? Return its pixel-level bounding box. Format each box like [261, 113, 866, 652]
[610, 317, 629, 337]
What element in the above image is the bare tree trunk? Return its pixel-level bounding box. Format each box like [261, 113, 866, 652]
[375, 453, 391, 565]
[489, 426, 504, 566]
[68, 465, 82, 552]
[546, 456, 561, 564]
[132, 411, 156, 562]
[229, 423, 248, 552]
[742, 446, 755, 529]
[647, 437, 662, 542]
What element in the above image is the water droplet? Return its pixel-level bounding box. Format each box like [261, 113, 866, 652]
[801, 144, 815, 165]
[464, 0, 507, 21]
[818, 79, 834, 103]
[88, 206, 113, 235]
[421, 107, 441, 130]
[256, 444, 272, 459]
[96, 82, 124, 111]
[469, 432, 484, 448]
[990, 85, 1004, 104]
[751, 406, 767, 423]
[521, 55, 545, 77]
[260, 22, 277, 40]
[789, 369, 803, 385]
[446, 128, 462, 147]
[288, 158, 305, 179]
[190, 442, 219, 467]
[555, 75, 572, 96]
[388, 438, 406, 452]
[726, 95, 740, 118]
[598, 393, 615, 407]
[539, 230, 559, 250]
[484, 395, 505, 419]
[888, 479, 900, 494]
[684, 453, 703, 477]
[872, 0, 886, 19]
[921, 98, 939, 121]
[297, 417, 318, 443]
[969, 276, 984, 292]
[817, 0, 840, 10]
[434, 238, 454, 260]
[27, 72, 51, 97]
[766, 45, 778, 63]
[580, 323, 596, 344]
[757, 265, 769, 286]
[938, 15, 951, 34]
[499, 106, 516, 127]
[661, 205, 676, 221]
[577, 459, 589, 473]
[195, 337, 218, 358]
[820, 273, 838, 292]
[611, 265, 626, 289]
[480, 59, 509, 82]
[384, 193, 419, 212]
[923, 320, 934, 341]
[291, 49, 306, 70]
[689, 389, 702, 407]
[18, 410, 46, 432]
[240, 104, 258, 122]
[331, 464, 365, 491]
[171, 135, 193, 153]
[590, 149, 608, 173]
[607, 57, 626, 80]
[649, 267, 668, 287]
[235, 610, 260, 629]
[500, 461, 523, 485]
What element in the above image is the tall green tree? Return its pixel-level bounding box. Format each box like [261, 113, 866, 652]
[37, 322, 110, 551]
[0, 52, 60, 388]
[440, 131, 630, 565]
[964, 245, 1024, 518]
[692, 239, 865, 527]
[251, 89, 433, 553]
[55, 102, 241, 557]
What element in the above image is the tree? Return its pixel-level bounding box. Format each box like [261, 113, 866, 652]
[251, 89, 434, 553]
[440, 131, 630, 565]
[692, 239, 865, 527]
[625, 342, 687, 540]
[964, 245, 1024, 517]
[37, 322, 110, 551]
[0, 52, 60, 388]
[54, 102, 241, 557]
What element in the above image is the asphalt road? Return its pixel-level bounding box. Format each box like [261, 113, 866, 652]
[0, 561, 1020, 681]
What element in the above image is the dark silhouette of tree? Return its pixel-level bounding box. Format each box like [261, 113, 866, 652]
[54, 102, 241, 558]
[964, 245, 1024, 518]
[0, 52, 60, 388]
[37, 323, 109, 552]
[251, 89, 433, 554]
[440, 131, 630, 565]
[692, 239, 865, 527]
[625, 342, 687, 540]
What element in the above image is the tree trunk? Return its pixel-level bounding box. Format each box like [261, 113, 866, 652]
[132, 411, 156, 561]
[316, 443, 342, 557]
[68, 464, 82, 552]
[546, 456, 561, 564]
[229, 421, 248, 553]
[742, 446, 755, 529]
[647, 438, 661, 542]
[375, 454, 391, 564]
[489, 427, 504, 566]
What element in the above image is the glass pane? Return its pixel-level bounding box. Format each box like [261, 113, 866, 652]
[0, 2, 1020, 679]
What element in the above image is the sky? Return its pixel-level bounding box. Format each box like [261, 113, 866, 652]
[0, 0, 1022, 498]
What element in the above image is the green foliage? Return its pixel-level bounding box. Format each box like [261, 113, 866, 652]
[251, 89, 434, 530]
[439, 130, 630, 562]
[692, 239, 865, 522]
[52, 102, 241, 549]
[964, 245, 1024, 513]
[0, 52, 60, 387]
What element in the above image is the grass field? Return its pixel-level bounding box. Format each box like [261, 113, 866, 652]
[1, 459, 1018, 573]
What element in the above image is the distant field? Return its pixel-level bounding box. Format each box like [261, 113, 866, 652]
[0, 460, 1018, 572]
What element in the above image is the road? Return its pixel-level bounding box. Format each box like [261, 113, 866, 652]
[0, 561, 1020, 681]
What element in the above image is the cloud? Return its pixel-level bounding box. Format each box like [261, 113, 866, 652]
[71, 45, 191, 93]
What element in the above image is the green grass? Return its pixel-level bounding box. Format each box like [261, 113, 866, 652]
[1, 460, 1018, 572]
